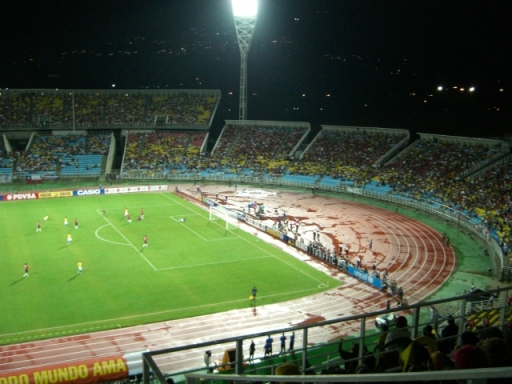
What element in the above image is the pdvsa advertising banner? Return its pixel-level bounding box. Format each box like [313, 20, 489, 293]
[3, 192, 38, 201]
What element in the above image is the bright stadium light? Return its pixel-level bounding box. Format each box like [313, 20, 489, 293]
[232, 0, 258, 17]
[232, 0, 258, 120]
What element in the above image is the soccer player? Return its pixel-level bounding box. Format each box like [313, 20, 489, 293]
[126, 214, 132, 223]
[64, 217, 68, 227]
[67, 233, 72, 245]
[143, 235, 148, 247]
[74, 218, 79, 229]
[23, 263, 29, 277]
[77, 261, 83, 274]
[140, 208, 144, 220]
[36, 221, 41, 232]
[124, 207, 129, 217]
[44, 215, 49, 221]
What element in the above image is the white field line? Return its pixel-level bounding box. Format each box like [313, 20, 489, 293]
[96, 209, 157, 270]
[158, 255, 273, 271]
[162, 193, 326, 285]
[94, 224, 131, 246]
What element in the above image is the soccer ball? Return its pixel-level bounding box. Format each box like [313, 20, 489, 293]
[179, 218, 186, 223]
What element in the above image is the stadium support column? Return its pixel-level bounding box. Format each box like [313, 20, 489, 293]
[232, 0, 258, 121]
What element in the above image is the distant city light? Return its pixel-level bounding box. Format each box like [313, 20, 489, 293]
[460, 88, 465, 91]
[469, 87, 475, 92]
[499, 88, 504, 92]
[232, 0, 258, 17]
[112, 84, 116, 88]
[437, 86, 443, 91]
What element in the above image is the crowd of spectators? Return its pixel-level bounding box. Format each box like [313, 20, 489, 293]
[0, 92, 218, 128]
[122, 131, 207, 175]
[209, 124, 307, 176]
[266, 317, 511, 382]
[15, 134, 74, 174]
[87, 134, 111, 155]
[0, 149, 14, 176]
[379, 140, 497, 200]
[288, 130, 406, 183]
[145, 94, 216, 126]
[371, 138, 511, 257]
[105, 95, 145, 125]
[0, 93, 31, 126]
[31, 94, 67, 125]
[14, 133, 109, 175]
[320, 315, 512, 378]
[63, 94, 105, 126]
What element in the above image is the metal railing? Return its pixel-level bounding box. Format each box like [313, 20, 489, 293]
[141, 286, 512, 384]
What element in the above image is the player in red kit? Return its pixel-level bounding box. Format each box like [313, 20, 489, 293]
[143, 235, 148, 247]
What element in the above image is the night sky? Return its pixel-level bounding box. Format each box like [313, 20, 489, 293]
[1, 0, 511, 138]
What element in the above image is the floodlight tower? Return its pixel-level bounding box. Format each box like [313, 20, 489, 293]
[232, 0, 258, 121]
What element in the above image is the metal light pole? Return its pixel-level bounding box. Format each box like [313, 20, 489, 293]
[232, 0, 258, 121]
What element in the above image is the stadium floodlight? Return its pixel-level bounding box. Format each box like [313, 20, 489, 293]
[232, 0, 258, 120]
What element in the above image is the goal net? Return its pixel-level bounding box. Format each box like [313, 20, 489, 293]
[209, 204, 239, 232]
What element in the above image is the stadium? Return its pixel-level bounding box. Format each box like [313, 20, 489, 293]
[0, 85, 511, 384]
[1, 2, 512, 383]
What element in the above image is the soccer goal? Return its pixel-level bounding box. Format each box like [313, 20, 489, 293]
[209, 204, 240, 232]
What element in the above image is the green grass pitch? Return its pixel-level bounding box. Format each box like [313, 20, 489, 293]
[0, 191, 340, 345]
